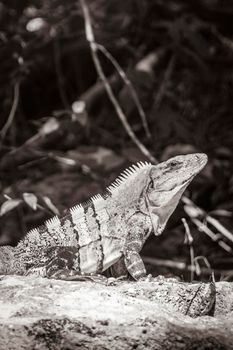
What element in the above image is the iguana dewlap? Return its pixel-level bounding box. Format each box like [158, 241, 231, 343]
[0, 153, 207, 280]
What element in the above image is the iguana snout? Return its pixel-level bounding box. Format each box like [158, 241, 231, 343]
[148, 153, 208, 193]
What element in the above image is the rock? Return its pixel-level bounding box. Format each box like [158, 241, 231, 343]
[0, 276, 233, 349]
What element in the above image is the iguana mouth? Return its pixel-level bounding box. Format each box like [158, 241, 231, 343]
[193, 152, 208, 165]
[187, 153, 208, 176]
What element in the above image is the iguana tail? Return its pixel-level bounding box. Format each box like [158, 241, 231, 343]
[0, 246, 22, 275]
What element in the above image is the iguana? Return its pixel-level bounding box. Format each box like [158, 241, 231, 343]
[0, 153, 207, 281]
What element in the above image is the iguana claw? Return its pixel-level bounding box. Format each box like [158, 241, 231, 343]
[138, 274, 153, 282]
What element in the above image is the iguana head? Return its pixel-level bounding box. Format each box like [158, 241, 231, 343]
[108, 153, 207, 236]
[142, 153, 207, 235]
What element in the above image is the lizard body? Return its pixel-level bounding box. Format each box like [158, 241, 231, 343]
[0, 153, 207, 280]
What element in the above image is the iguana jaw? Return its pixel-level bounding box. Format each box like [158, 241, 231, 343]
[145, 153, 208, 235]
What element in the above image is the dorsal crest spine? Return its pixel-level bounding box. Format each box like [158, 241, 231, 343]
[70, 204, 84, 220]
[46, 216, 60, 229]
[107, 161, 151, 193]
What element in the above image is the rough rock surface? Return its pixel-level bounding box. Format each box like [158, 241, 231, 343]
[0, 275, 233, 349]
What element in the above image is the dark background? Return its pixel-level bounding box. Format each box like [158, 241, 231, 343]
[0, 0, 233, 281]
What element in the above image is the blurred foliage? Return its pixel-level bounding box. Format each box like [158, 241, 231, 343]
[0, 0, 233, 280]
[0, 0, 233, 147]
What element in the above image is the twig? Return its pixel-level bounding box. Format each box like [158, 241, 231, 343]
[0, 80, 20, 139]
[206, 215, 233, 243]
[54, 39, 70, 109]
[182, 218, 195, 281]
[143, 256, 188, 271]
[194, 256, 212, 277]
[96, 43, 150, 138]
[212, 27, 233, 52]
[180, 46, 208, 72]
[191, 217, 232, 253]
[79, 0, 157, 164]
[182, 196, 233, 247]
[154, 54, 175, 108]
[142, 256, 233, 277]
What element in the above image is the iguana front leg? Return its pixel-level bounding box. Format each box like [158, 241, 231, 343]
[110, 248, 147, 280]
[124, 250, 147, 280]
[122, 212, 154, 280]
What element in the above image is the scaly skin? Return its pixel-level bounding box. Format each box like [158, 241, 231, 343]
[0, 153, 207, 280]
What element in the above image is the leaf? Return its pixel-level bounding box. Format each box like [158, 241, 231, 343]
[39, 117, 59, 136]
[71, 100, 88, 126]
[72, 100, 85, 114]
[54, 155, 76, 166]
[23, 193, 38, 210]
[26, 18, 46, 32]
[42, 196, 60, 215]
[3, 194, 11, 200]
[0, 199, 22, 216]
